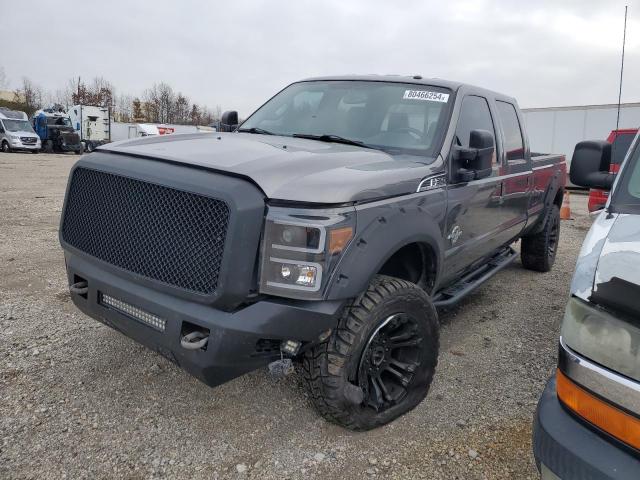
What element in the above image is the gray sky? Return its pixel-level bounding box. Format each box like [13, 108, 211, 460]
[2, 0, 639, 117]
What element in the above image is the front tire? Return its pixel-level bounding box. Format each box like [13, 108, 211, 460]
[303, 275, 439, 431]
[521, 204, 560, 272]
[1, 141, 10, 153]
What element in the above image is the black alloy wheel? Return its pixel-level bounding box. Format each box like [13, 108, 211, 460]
[358, 313, 423, 412]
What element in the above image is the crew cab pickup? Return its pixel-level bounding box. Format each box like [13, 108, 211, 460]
[60, 76, 566, 430]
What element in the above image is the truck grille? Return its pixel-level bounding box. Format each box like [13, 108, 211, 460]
[61, 167, 230, 295]
[20, 137, 37, 144]
[62, 132, 80, 145]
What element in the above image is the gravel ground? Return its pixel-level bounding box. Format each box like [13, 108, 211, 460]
[0, 152, 592, 479]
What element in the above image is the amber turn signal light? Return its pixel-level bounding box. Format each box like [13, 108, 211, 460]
[328, 227, 353, 254]
[557, 369, 640, 450]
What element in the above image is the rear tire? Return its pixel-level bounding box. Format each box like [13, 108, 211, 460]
[303, 275, 439, 431]
[521, 204, 560, 272]
[1, 141, 10, 153]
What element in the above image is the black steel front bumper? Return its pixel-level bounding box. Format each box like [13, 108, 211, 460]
[533, 376, 640, 479]
[65, 252, 345, 387]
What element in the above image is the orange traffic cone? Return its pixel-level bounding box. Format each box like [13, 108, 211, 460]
[560, 191, 571, 220]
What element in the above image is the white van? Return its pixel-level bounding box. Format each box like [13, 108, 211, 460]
[0, 107, 41, 153]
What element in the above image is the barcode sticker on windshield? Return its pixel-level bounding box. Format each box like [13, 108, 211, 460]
[403, 90, 449, 102]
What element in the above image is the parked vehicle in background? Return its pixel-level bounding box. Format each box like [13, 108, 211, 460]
[67, 104, 111, 153]
[0, 107, 41, 153]
[588, 128, 638, 212]
[533, 132, 640, 479]
[32, 107, 83, 154]
[60, 76, 566, 430]
[125, 123, 175, 138]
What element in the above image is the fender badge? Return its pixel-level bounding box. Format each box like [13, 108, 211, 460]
[448, 225, 462, 245]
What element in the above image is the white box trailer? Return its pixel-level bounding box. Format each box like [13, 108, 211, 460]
[67, 105, 111, 152]
[522, 102, 640, 164]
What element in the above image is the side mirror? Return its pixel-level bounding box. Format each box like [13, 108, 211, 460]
[219, 110, 239, 132]
[452, 129, 495, 182]
[570, 140, 616, 190]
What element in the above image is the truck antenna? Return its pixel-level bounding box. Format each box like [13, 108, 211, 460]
[613, 5, 628, 163]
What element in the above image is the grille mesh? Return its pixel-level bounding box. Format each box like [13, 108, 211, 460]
[61, 167, 230, 295]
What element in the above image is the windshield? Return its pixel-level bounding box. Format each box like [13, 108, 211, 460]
[612, 134, 640, 213]
[240, 80, 452, 155]
[3, 119, 34, 133]
[47, 116, 72, 127]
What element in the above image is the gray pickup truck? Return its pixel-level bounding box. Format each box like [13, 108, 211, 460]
[60, 76, 566, 430]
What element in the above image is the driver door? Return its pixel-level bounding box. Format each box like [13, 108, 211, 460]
[442, 95, 505, 282]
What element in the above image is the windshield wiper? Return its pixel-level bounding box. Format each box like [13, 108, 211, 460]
[292, 133, 375, 149]
[237, 127, 274, 135]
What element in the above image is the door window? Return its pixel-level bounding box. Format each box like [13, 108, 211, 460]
[496, 101, 525, 162]
[454, 95, 497, 166]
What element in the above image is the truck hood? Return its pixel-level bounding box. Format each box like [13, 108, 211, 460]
[98, 132, 438, 203]
[571, 212, 640, 315]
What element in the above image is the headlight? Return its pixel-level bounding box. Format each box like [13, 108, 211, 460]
[10, 135, 19, 140]
[561, 296, 640, 382]
[259, 205, 355, 299]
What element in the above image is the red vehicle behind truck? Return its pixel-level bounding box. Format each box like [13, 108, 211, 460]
[588, 128, 637, 212]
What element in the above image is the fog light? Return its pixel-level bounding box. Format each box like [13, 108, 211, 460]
[281, 339, 302, 355]
[281, 265, 292, 279]
[100, 293, 166, 332]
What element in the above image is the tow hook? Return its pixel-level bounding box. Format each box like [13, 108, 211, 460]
[180, 331, 209, 350]
[69, 281, 88, 295]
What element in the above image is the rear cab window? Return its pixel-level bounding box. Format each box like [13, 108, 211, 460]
[612, 135, 640, 213]
[611, 132, 636, 165]
[495, 101, 525, 164]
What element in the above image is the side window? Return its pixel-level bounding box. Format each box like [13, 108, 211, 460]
[496, 101, 525, 162]
[455, 96, 497, 166]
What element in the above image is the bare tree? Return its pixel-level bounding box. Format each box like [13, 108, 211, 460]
[132, 97, 144, 122]
[190, 103, 201, 125]
[14, 77, 44, 116]
[114, 93, 133, 122]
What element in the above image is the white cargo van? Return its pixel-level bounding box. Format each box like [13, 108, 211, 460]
[0, 107, 41, 153]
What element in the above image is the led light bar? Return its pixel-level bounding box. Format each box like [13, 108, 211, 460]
[100, 293, 166, 332]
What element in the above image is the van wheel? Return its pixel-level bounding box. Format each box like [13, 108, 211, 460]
[521, 204, 560, 272]
[303, 275, 439, 431]
[1, 141, 10, 153]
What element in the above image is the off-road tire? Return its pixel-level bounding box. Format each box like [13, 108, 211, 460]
[303, 275, 439, 431]
[521, 204, 560, 272]
[1, 141, 10, 153]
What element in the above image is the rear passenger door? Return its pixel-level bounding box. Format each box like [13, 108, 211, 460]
[443, 95, 505, 281]
[495, 100, 530, 239]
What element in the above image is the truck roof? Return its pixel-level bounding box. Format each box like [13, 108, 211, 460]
[297, 75, 516, 103]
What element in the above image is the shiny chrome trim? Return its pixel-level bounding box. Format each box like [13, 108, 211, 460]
[532, 162, 564, 171]
[559, 336, 640, 416]
[417, 174, 446, 192]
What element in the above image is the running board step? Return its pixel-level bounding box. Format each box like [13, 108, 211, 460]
[433, 247, 518, 309]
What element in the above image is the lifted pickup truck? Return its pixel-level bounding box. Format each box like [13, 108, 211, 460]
[60, 76, 566, 430]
